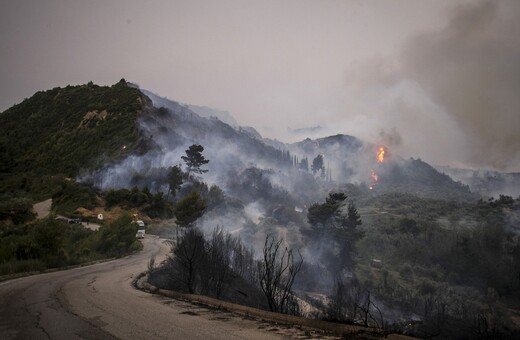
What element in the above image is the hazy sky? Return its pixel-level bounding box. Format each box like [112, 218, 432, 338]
[1, 0, 519, 171]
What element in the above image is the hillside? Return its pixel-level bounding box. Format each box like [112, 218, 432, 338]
[0, 80, 475, 204]
[85, 87, 295, 191]
[289, 134, 473, 201]
[0, 79, 150, 178]
[437, 166, 520, 198]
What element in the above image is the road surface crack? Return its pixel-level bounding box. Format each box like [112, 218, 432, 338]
[180, 310, 200, 316]
[35, 310, 52, 339]
[87, 276, 98, 293]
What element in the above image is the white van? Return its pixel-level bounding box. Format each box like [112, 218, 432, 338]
[135, 220, 145, 238]
[136, 230, 145, 239]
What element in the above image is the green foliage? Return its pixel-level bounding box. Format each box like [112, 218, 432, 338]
[52, 180, 98, 216]
[354, 194, 520, 336]
[299, 157, 309, 172]
[227, 167, 291, 205]
[173, 191, 206, 228]
[307, 202, 335, 226]
[207, 185, 225, 209]
[0, 218, 85, 272]
[181, 144, 209, 176]
[104, 187, 173, 219]
[105, 187, 153, 208]
[307, 192, 363, 273]
[311, 154, 324, 175]
[0, 197, 35, 224]
[95, 214, 141, 257]
[105, 188, 132, 207]
[0, 214, 141, 275]
[307, 192, 347, 226]
[0, 81, 147, 177]
[347, 202, 362, 227]
[143, 192, 174, 219]
[166, 165, 183, 199]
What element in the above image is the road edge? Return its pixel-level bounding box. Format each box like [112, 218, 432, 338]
[133, 272, 414, 339]
[0, 257, 117, 283]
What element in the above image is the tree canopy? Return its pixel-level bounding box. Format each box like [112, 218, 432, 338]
[167, 165, 184, 199]
[308, 192, 347, 226]
[311, 154, 324, 175]
[173, 191, 206, 228]
[181, 144, 209, 177]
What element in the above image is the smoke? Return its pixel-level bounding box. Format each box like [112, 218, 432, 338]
[401, 0, 520, 171]
[340, 61, 470, 170]
[378, 127, 402, 148]
[243, 202, 265, 224]
[339, 0, 520, 172]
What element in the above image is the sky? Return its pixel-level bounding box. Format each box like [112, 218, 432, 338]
[1, 0, 519, 172]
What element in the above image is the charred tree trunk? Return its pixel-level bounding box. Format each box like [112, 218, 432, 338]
[258, 234, 303, 314]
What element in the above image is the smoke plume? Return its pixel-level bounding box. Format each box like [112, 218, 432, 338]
[402, 0, 520, 171]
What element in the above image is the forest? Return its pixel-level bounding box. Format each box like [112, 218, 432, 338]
[1, 81, 519, 338]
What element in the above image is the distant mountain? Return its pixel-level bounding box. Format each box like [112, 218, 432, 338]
[287, 126, 328, 139]
[288, 135, 472, 200]
[378, 158, 474, 201]
[187, 104, 239, 127]
[437, 166, 520, 198]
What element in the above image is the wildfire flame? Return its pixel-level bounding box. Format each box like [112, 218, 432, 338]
[370, 146, 386, 191]
[377, 147, 385, 163]
[371, 169, 378, 182]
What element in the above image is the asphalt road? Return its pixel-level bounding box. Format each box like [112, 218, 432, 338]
[0, 237, 308, 340]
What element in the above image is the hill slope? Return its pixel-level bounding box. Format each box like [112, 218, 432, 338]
[1, 80, 475, 203]
[0, 79, 150, 177]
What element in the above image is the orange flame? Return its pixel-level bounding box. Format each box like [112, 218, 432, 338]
[371, 169, 378, 182]
[376, 147, 385, 163]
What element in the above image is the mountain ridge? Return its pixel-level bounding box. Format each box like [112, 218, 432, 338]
[0, 79, 152, 177]
[1, 80, 477, 202]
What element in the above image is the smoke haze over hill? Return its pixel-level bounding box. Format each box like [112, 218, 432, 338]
[2, 0, 519, 171]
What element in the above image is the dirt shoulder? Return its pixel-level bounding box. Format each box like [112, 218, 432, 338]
[33, 198, 52, 219]
[136, 274, 415, 339]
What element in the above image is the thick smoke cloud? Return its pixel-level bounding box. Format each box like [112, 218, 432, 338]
[401, 0, 520, 171]
[378, 127, 402, 148]
[338, 0, 520, 172]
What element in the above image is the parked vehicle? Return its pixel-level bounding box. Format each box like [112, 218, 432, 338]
[135, 220, 145, 238]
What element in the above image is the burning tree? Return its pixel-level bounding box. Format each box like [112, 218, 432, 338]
[370, 146, 386, 190]
[376, 146, 385, 163]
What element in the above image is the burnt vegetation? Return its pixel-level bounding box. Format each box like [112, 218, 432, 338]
[2, 81, 520, 338]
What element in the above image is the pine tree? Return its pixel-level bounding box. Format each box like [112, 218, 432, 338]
[299, 157, 309, 172]
[166, 165, 183, 199]
[311, 155, 325, 175]
[181, 144, 209, 177]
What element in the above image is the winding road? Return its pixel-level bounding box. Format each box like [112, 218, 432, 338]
[0, 237, 317, 339]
